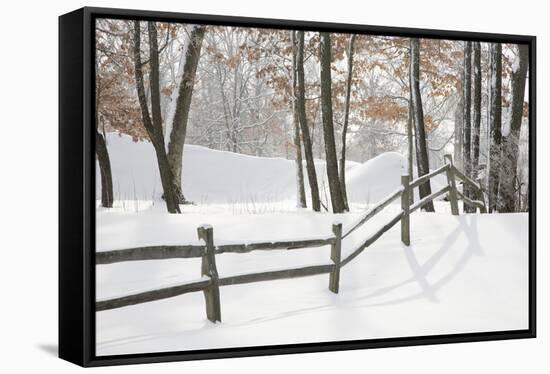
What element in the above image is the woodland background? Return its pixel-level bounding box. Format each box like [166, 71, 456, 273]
[96, 20, 529, 214]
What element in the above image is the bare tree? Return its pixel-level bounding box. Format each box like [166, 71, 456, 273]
[291, 31, 307, 208]
[192, 28, 283, 156]
[498, 44, 529, 212]
[339, 34, 356, 212]
[472, 42, 481, 182]
[96, 130, 113, 208]
[297, 31, 321, 211]
[133, 21, 181, 213]
[462, 41, 474, 212]
[407, 91, 414, 205]
[488, 42, 502, 212]
[166, 26, 206, 204]
[453, 97, 463, 171]
[409, 38, 434, 211]
[320, 32, 346, 213]
[95, 63, 113, 208]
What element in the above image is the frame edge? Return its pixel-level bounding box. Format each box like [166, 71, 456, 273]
[59, 7, 88, 367]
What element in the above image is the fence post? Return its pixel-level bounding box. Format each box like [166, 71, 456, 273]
[197, 225, 221, 323]
[401, 174, 410, 246]
[329, 222, 342, 293]
[444, 154, 459, 216]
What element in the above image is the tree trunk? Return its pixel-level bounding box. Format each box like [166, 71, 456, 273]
[296, 31, 321, 212]
[409, 38, 434, 212]
[291, 31, 307, 208]
[498, 45, 528, 212]
[293, 108, 307, 208]
[320, 32, 346, 214]
[407, 91, 414, 205]
[453, 97, 464, 171]
[96, 131, 113, 208]
[462, 41, 474, 212]
[472, 42, 481, 182]
[166, 26, 205, 204]
[339, 34, 355, 212]
[133, 21, 181, 213]
[488, 43, 502, 212]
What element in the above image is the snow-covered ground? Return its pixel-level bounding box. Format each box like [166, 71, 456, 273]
[98, 133, 447, 208]
[96, 211, 528, 356]
[96, 135, 529, 356]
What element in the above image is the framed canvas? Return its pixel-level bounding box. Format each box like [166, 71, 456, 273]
[59, 6, 536, 367]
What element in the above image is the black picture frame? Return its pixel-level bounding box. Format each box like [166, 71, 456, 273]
[59, 6, 536, 367]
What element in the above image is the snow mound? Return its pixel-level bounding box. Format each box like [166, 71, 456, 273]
[346, 152, 447, 204]
[183, 145, 299, 204]
[101, 134, 307, 204]
[98, 134, 446, 206]
[346, 152, 406, 204]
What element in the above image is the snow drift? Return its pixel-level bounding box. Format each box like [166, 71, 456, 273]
[97, 134, 445, 207]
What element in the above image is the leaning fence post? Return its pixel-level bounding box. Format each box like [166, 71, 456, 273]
[444, 154, 459, 216]
[329, 222, 342, 293]
[401, 174, 410, 246]
[197, 224, 221, 323]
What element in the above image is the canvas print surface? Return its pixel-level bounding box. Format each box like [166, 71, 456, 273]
[94, 18, 530, 356]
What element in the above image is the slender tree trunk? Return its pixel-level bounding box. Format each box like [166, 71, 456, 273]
[339, 34, 355, 212]
[96, 131, 113, 208]
[409, 38, 434, 212]
[472, 42, 481, 182]
[462, 41, 474, 212]
[454, 97, 464, 171]
[166, 26, 206, 204]
[296, 31, 321, 211]
[488, 43, 502, 212]
[407, 91, 414, 205]
[320, 32, 345, 213]
[293, 108, 307, 208]
[133, 21, 181, 213]
[148, 23, 164, 139]
[291, 31, 307, 208]
[498, 45, 528, 212]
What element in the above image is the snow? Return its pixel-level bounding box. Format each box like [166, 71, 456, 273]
[97, 134, 445, 207]
[96, 211, 528, 356]
[96, 209, 344, 252]
[95, 134, 528, 356]
[345, 152, 446, 203]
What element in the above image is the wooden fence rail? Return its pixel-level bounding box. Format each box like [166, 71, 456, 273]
[340, 211, 404, 267]
[410, 185, 451, 214]
[219, 263, 335, 287]
[96, 245, 204, 265]
[408, 164, 449, 190]
[342, 187, 404, 239]
[215, 237, 335, 254]
[95, 154, 487, 322]
[96, 277, 211, 311]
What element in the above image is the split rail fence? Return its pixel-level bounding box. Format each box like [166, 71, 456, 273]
[96, 154, 487, 322]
